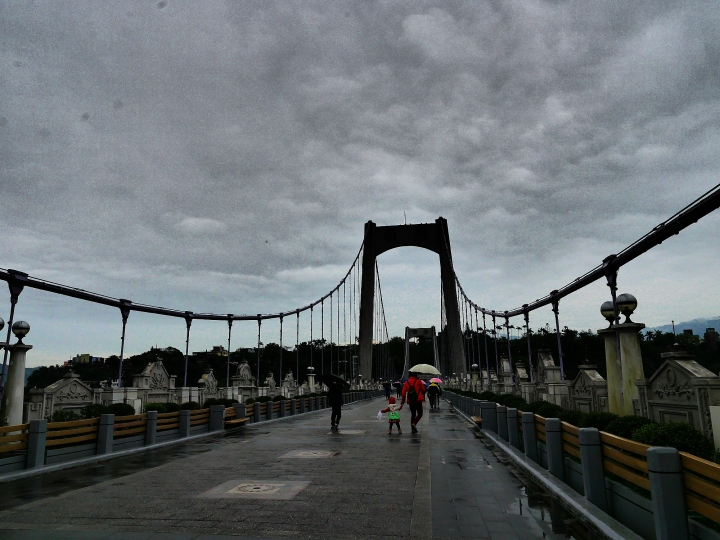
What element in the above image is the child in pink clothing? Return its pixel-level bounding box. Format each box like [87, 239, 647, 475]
[380, 396, 403, 434]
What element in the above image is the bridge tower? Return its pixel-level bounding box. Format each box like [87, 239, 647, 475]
[358, 218, 466, 379]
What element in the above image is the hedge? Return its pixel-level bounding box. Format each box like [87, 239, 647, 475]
[632, 421, 715, 460]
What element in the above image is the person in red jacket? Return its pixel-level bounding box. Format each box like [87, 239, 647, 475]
[401, 372, 426, 433]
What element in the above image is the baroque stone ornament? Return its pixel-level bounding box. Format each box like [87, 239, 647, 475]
[150, 373, 166, 390]
[55, 382, 89, 402]
[654, 367, 695, 399]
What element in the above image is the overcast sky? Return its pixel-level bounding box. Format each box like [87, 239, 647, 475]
[2, 1, 720, 367]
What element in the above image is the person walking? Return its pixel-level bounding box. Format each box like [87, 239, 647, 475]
[383, 382, 392, 401]
[379, 396, 403, 434]
[328, 381, 343, 430]
[401, 372, 426, 433]
[427, 381, 442, 410]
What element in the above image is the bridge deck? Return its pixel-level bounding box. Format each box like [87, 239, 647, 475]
[0, 399, 578, 540]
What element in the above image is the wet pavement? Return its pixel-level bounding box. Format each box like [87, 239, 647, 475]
[0, 399, 597, 539]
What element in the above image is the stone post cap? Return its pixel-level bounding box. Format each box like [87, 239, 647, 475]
[578, 427, 601, 445]
[99, 414, 115, 424]
[521, 411, 535, 422]
[597, 322, 646, 335]
[496, 405, 507, 412]
[179, 410, 191, 417]
[28, 419, 47, 432]
[506, 408, 518, 417]
[209, 404, 225, 412]
[647, 447, 682, 473]
[480, 402, 496, 409]
[545, 418, 562, 431]
[146, 410, 158, 419]
[9, 343, 32, 351]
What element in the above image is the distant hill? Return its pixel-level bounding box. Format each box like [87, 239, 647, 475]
[646, 318, 720, 337]
[0, 365, 38, 385]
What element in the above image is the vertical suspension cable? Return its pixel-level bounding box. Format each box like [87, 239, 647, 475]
[310, 305, 314, 367]
[505, 313, 514, 383]
[279, 315, 283, 387]
[330, 291, 333, 375]
[344, 278, 347, 379]
[256, 316, 262, 389]
[226, 315, 233, 390]
[337, 287, 340, 376]
[492, 311, 499, 378]
[321, 298, 324, 377]
[296, 310, 300, 382]
[471, 306, 477, 369]
[483, 311, 490, 386]
[552, 298, 565, 380]
[524, 308, 534, 383]
[473, 308, 482, 376]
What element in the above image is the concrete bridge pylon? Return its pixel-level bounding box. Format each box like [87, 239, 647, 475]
[358, 218, 466, 380]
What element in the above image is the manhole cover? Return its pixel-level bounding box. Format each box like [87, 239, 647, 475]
[228, 483, 283, 494]
[198, 479, 310, 500]
[279, 450, 337, 459]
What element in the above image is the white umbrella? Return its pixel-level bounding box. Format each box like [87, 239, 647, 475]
[409, 363, 441, 376]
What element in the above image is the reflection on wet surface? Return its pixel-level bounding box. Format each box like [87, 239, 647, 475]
[0, 430, 255, 511]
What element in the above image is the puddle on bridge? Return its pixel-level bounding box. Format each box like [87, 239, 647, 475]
[479, 434, 599, 540]
[504, 479, 594, 539]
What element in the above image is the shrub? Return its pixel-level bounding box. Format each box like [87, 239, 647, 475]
[107, 403, 137, 417]
[254, 396, 272, 402]
[245, 398, 255, 404]
[80, 404, 110, 419]
[180, 401, 201, 410]
[202, 398, 239, 408]
[534, 402, 564, 419]
[559, 410, 586, 427]
[632, 421, 714, 460]
[144, 403, 166, 413]
[579, 412, 619, 431]
[478, 391, 497, 400]
[523, 401, 548, 413]
[49, 409, 80, 422]
[164, 402, 181, 413]
[272, 395, 285, 402]
[605, 416, 655, 439]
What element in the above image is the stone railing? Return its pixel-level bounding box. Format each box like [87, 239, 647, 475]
[447, 390, 720, 540]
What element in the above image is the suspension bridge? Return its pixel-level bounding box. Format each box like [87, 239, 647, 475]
[0, 184, 720, 539]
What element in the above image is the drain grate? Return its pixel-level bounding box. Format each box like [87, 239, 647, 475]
[279, 450, 337, 459]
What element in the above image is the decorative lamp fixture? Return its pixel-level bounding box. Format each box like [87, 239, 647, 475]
[616, 293, 638, 323]
[0, 317, 4, 332]
[307, 366, 315, 373]
[471, 363, 479, 372]
[12, 321, 30, 344]
[600, 301, 615, 327]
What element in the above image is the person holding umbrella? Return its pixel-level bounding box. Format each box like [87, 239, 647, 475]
[321, 373, 349, 431]
[427, 379, 442, 410]
[401, 371, 426, 433]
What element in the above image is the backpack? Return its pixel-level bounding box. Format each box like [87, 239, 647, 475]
[406, 379, 419, 403]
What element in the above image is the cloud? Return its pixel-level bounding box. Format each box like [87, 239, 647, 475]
[1, 1, 720, 364]
[176, 217, 228, 235]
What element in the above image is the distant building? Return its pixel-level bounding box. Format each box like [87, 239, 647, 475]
[192, 345, 228, 357]
[71, 354, 104, 364]
[705, 328, 719, 350]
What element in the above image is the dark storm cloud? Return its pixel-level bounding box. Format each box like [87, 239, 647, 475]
[1, 1, 720, 362]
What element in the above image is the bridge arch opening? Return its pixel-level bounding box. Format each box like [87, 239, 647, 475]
[358, 218, 466, 379]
